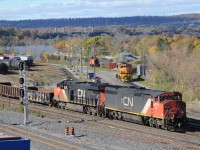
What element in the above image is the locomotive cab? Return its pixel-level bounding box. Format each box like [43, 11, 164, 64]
[152, 92, 186, 131]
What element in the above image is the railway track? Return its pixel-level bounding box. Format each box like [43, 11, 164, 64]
[1, 97, 200, 150]
[0, 124, 85, 150]
[188, 118, 200, 131]
[59, 67, 77, 81]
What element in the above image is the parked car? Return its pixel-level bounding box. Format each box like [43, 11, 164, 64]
[87, 72, 94, 79]
[92, 76, 101, 83]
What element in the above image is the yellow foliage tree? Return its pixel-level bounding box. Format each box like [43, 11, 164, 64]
[192, 36, 200, 47]
[167, 38, 174, 44]
[40, 51, 49, 62]
[173, 34, 183, 41]
[148, 46, 159, 55]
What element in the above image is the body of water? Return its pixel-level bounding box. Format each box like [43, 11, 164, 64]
[4, 45, 58, 59]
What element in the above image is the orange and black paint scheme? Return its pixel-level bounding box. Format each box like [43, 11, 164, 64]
[116, 63, 133, 82]
[89, 56, 100, 67]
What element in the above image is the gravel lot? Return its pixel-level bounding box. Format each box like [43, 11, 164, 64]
[1, 108, 199, 150]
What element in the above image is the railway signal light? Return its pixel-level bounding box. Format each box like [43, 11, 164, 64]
[19, 77, 24, 84]
[20, 88, 25, 98]
[19, 62, 24, 71]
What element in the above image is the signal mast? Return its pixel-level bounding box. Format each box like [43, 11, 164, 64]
[19, 61, 29, 125]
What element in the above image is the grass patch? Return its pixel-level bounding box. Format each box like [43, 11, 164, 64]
[6, 103, 24, 113]
[137, 80, 173, 91]
[137, 79, 200, 102]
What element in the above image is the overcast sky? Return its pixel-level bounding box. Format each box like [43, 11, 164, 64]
[0, 0, 200, 20]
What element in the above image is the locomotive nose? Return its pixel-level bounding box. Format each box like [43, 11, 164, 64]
[172, 101, 186, 118]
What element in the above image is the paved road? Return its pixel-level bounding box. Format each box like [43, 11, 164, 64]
[68, 65, 145, 87]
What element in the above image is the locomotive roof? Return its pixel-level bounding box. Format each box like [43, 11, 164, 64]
[106, 86, 166, 97]
[74, 82, 109, 90]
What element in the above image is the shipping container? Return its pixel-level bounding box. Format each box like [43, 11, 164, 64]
[0, 135, 30, 150]
[137, 64, 146, 76]
[108, 62, 116, 69]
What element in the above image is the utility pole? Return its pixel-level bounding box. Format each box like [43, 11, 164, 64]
[142, 49, 146, 78]
[73, 47, 75, 71]
[69, 46, 72, 67]
[19, 62, 28, 125]
[93, 45, 96, 76]
[80, 46, 83, 74]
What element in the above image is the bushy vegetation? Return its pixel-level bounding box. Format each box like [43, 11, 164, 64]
[1, 14, 200, 28]
[141, 35, 200, 101]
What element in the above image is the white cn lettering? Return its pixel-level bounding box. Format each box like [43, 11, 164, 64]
[121, 97, 134, 107]
[78, 89, 85, 98]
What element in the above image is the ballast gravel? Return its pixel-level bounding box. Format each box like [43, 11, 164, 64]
[0, 109, 199, 150]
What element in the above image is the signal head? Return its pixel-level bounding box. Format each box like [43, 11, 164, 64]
[19, 88, 25, 98]
[19, 77, 24, 84]
[19, 62, 24, 71]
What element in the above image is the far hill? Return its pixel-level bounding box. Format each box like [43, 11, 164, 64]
[0, 14, 200, 28]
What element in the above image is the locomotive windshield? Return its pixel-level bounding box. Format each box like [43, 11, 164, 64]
[160, 95, 182, 101]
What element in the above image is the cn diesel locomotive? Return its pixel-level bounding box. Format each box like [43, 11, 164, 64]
[0, 80, 186, 132]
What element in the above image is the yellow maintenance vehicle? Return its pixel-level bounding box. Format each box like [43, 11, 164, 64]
[116, 62, 133, 82]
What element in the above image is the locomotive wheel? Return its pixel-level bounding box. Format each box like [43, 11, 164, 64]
[149, 118, 154, 127]
[112, 112, 116, 119]
[108, 114, 112, 119]
[83, 107, 88, 114]
[142, 117, 149, 126]
[49, 99, 55, 107]
[108, 111, 113, 119]
[115, 112, 120, 120]
[167, 126, 175, 132]
[155, 119, 160, 128]
[49, 101, 53, 107]
[87, 109, 90, 114]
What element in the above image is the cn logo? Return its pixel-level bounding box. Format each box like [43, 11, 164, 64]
[121, 97, 134, 107]
[78, 89, 85, 99]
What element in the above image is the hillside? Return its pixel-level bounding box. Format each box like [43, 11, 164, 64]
[0, 14, 200, 28]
